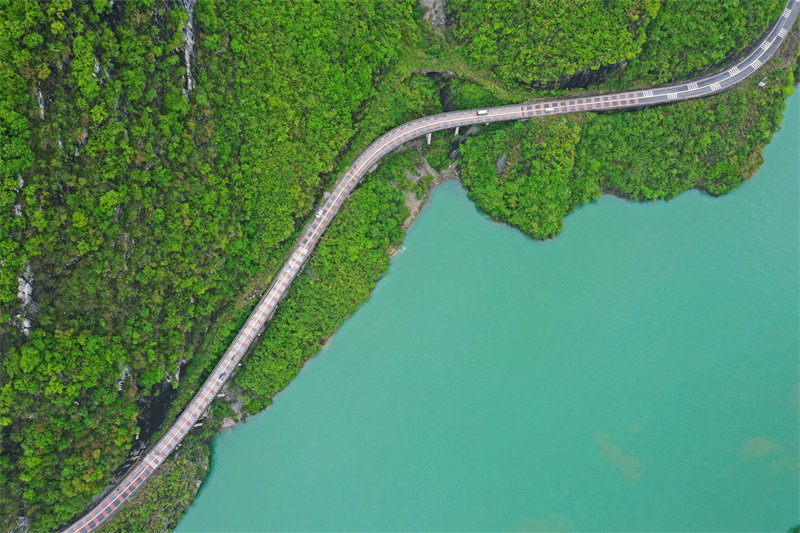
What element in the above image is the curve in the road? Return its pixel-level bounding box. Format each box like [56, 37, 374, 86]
[62, 2, 799, 531]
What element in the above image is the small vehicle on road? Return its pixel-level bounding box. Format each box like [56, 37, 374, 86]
[477, 109, 488, 116]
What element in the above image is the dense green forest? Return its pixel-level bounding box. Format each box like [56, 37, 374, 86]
[0, 0, 423, 529]
[459, 43, 796, 239]
[453, 0, 795, 239]
[100, 160, 413, 531]
[0, 0, 796, 531]
[447, 0, 659, 85]
[613, 0, 785, 86]
[460, 116, 597, 239]
[445, 0, 783, 88]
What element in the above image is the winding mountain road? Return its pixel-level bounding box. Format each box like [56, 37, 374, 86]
[62, 3, 799, 531]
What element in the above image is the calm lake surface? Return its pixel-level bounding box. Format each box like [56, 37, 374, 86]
[177, 94, 799, 532]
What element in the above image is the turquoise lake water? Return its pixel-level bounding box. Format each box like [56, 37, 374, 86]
[176, 94, 799, 532]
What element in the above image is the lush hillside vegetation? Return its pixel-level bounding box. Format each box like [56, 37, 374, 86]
[453, 0, 796, 239]
[0, 0, 423, 529]
[443, 0, 782, 90]
[0, 0, 796, 531]
[99, 158, 415, 531]
[447, 0, 658, 85]
[577, 66, 795, 200]
[459, 55, 795, 239]
[614, 0, 784, 86]
[460, 117, 597, 239]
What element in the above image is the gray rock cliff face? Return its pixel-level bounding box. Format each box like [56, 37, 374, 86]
[420, 0, 446, 27]
[180, 0, 198, 98]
